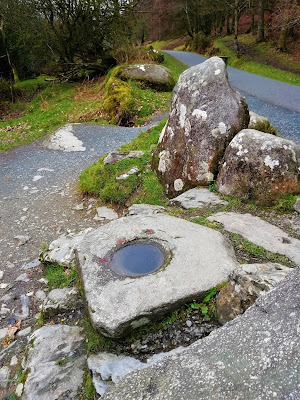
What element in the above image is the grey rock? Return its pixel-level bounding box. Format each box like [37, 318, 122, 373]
[127, 204, 166, 216]
[14, 235, 30, 246]
[93, 207, 118, 221]
[15, 273, 30, 282]
[248, 111, 271, 132]
[0, 366, 10, 388]
[104, 151, 144, 165]
[15, 294, 30, 320]
[10, 355, 18, 366]
[169, 188, 228, 209]
[0, 328, 7, 341]
[116, 167, 140, 182]
[102, 267, 300, 400]
[216, 130, 300, 204]
[207, 212, 300, 265]
[152, 57, 249, 197]
[217, 262, 291, 324]
[294, 198, 300, 213]
[15, 383, 23, 397]
[43, 287, 82, 317]
[16, 327, 32, 338]
[22, 325, 85, 400]
[22, 258, 40, 270]
[118, 64, 175, 91]
[35, 289, 46, 301]
[88, 349, 184, 396]
[40, 227, 94, 266]
[76, 214, 238, 337]
[73, 203, 84, 211]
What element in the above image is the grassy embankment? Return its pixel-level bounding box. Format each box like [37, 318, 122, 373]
[0, 52, 187, 152]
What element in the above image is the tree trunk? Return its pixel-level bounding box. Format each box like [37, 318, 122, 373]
[278, 24, 289, 52]
[185, 1, 194, 37]
[251, 0, 255, 34]
[0, 14, 19, 83]
[257, 0, 265, 42]
[226, 15, 231, 35]
[234, 0, 240, 57]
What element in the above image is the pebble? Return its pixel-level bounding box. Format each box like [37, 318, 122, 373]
[0, 366, 10, 388]
[16, 327, 32, 338]
[0, 328, 8, 341]
[0, 308, 10, 315]
[10, 355, 18, 366]
[15, 274, 30, 282]
[16, 383, 23, 397]
[14, 235, 31, 246]
[22, 259, 40, 270]
[38, 278, 48, 285]
[0, 284, 8, 289]
[73, 203, 84, 211]
[186, 320, 192, 328]
[35, 290, 46, 301]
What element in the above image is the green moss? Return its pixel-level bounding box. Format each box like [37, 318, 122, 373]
[273, 194, 299, 213]
[77, 366, 97, 400]
[83, 316, 113, 355]
[19, 368, 30, 385]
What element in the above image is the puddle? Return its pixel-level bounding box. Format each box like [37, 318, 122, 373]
[110, 242, 164, 277]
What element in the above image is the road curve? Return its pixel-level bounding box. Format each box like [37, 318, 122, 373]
[164, 50, 300, 142]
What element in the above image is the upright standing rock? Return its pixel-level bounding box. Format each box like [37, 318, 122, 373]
[152, 57, 249, 198]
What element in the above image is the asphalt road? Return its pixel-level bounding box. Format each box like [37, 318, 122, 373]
[165, 50, 300, 142]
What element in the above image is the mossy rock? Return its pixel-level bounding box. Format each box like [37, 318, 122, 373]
[118, 64, 175, 91]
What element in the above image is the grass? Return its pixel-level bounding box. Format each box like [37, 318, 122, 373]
[231, 233, 295, 267]
[44, 263, 77, 290]
[79, 119, 169, 206]
[0, 50, 187, 152]
[214, 36, 300, 86]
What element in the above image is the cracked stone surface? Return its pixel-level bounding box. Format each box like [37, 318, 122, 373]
[207, 212, 300, 265]
[22, 325, 86, 400]
[74, 214, 238, 337]
[102, 266, 300, 400]
[169, 188, 228, 209]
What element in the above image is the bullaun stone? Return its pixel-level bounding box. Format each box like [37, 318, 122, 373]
[216, 129, 300, 204]
[152, 56, 249, 198]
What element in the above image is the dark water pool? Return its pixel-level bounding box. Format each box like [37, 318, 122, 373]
[110, 243, 164, 277]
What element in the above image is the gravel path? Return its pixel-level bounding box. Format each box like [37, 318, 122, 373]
[164, 50, 300, 142]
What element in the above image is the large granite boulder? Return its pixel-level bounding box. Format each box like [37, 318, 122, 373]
[102, 267, 300, 400]
[118, 64, 175, 91]
[216, 129, 300, 204]
[152, 56, 249, 198]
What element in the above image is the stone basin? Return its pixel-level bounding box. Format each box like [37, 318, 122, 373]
[76, 214, 238, 338]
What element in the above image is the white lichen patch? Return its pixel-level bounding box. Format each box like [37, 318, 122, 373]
[179, 104, 187, 128]
[158, 124, 167, 144]
[158, 150, 170, 173]
[184, 120, 192, 137]
[218, 122, 227, 134]
[214, 69, 221, 75]
[138, 65, 146, 72]
[174, 178, 184, 192]
[192, 109, 207, 121]
[167, 126, 174, 139]
[46, 124, 86, 152]
[264, 155, 280, 171]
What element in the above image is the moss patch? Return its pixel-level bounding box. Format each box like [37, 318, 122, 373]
[44, 263, 77, 290]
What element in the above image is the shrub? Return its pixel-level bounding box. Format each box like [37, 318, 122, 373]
[185, 32, 212, 54]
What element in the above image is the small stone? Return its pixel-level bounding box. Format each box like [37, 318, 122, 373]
[16, 383, 23, 397]
[0, 327, 8, 341]
[294, 198, 300, 213]
[16, 327, 32, 338]
[103, 151, 144, 165]
[15, 273, 30, 282]
[22, 259, 40, 270]
[35, 290, 46, 301]
[73, 203, 84, 211]
[26, 292, 34, 297]
[10, 355, 18, 366]
[22, 207, 28, 212]
[0, 307, 10, 315]
[186, 320, 192, 328]
[15, 295, 30, 320]
[0, 271, 3, 280]
[14, 235, 31, 246]
[7, 317, 16, 324]
[0, 283, 8, 289]
[93, 207, 118, 221]
[169, 188, 228, 209]
[128, 204, 165, 216]
[43, 287, 82, 318]
[38, 278, 48, 285]
[116, 167, 140, 182]
[0, 366, 10, 388]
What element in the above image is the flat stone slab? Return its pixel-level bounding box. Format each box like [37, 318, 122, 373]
[94, 206, 118, 221]
[43, 287, 82, 318]
[22, 325, 85, 400]
[128, 204, 166, 216]
[76, 214, 238, 337]
[207, 212, 300, 265]
[169, 188, 228, 209]
[102, 266, 300, 400]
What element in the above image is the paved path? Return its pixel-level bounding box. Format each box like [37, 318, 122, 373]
[165, 50, 300, 142]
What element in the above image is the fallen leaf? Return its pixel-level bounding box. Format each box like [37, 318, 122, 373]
[117, 238, 126, 245]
